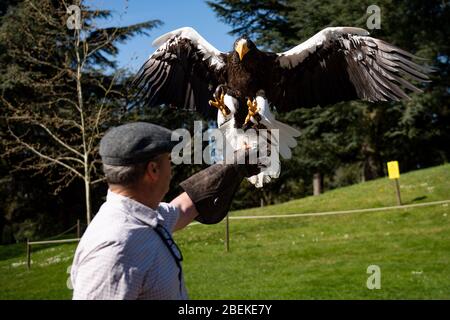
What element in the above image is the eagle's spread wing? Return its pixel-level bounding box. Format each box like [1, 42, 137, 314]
[132, 27, 227, 118]
[269, 27, 431, 111]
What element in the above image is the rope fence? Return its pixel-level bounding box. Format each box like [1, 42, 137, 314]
[188, 199, 450, 226]
[228, 199, 450, 220]
[26, 219, 86, 270]
[189, 199, 450, 252]
[24, 199, 450, 266]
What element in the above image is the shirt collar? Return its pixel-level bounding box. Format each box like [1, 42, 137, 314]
[106, 190, 164, 228]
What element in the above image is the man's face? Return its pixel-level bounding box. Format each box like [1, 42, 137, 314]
[150, 153, 172, 201]
[158, 152, 172, 196]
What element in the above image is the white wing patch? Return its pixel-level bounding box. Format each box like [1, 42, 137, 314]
[277, 27, 370, 69]
[152, 27, 226, 70]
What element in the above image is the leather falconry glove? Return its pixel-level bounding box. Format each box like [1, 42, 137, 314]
[180, 149, 263, 224]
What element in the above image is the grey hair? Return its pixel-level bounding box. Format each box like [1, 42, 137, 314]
[102, 162, 148, 186]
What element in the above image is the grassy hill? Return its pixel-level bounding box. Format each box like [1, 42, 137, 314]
[1, 164, 449, 299]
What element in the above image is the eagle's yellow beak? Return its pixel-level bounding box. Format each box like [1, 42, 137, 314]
[235, 39, 249, 61]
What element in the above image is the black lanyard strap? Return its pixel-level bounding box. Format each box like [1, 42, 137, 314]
[153, 224, 184, 293]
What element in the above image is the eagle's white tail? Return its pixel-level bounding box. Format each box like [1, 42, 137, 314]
[253, 95, 301, 160]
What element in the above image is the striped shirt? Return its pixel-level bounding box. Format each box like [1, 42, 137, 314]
[71, 190, 188, 300]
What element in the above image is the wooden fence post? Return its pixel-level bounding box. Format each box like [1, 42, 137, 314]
[387, 161, 402, 206]
[394, 178, 402, 206]
[26, 239, 31, 270]
[76, 219, 81, 239]
[225, 214, 230, 252]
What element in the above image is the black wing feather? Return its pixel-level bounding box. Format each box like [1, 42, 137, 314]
[132, 37, 226, 119]
[268, 33, 431, 111]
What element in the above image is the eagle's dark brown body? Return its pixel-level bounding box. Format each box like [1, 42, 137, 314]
[221, 50, 277, 127]
[226, 53, 263, 99]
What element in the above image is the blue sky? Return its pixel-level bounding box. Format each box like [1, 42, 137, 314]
[86, 0, 236, 72]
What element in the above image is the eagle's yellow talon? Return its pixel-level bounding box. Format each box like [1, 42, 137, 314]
[209, 92, 230, 117]
[245, 98, 259, 125]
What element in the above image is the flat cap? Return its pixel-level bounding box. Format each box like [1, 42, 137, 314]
[100, 122, 176, 166]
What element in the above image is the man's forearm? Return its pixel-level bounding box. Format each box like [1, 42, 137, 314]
[171, 192, 199, 232]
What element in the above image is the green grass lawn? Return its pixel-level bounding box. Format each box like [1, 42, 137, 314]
[1, 164, 449, 299]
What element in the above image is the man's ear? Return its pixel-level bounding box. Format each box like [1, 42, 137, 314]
[146, 161, 159, 182]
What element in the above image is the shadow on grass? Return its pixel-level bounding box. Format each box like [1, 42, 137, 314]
[411, 196, 428, 202]
[0, 243, 27, 261]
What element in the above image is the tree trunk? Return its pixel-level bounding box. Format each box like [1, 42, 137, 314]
[84, 159, 92, 224]
[363, 153, 383, 181]
[75, 27, 91, 225]
[85, 178, 91, 225]
[260, 189, 272, 206]
[0, 214, 4, 245]
[361, 107, 384, 181]
[313, 172, 323, 196]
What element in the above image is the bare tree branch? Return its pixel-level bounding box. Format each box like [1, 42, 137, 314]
[6, 121, 84, 179]
[91, 177, 106, 185]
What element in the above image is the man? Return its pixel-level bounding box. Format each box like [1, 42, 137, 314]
[71, 122, 258, 299]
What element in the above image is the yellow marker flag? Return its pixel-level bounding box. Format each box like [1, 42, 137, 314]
[387, 161, 400, 179]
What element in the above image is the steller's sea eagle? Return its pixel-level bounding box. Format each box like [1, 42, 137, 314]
[132, 27, 430, 186]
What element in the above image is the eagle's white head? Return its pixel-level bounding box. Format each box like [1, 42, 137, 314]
[233, 36, 256, 61]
